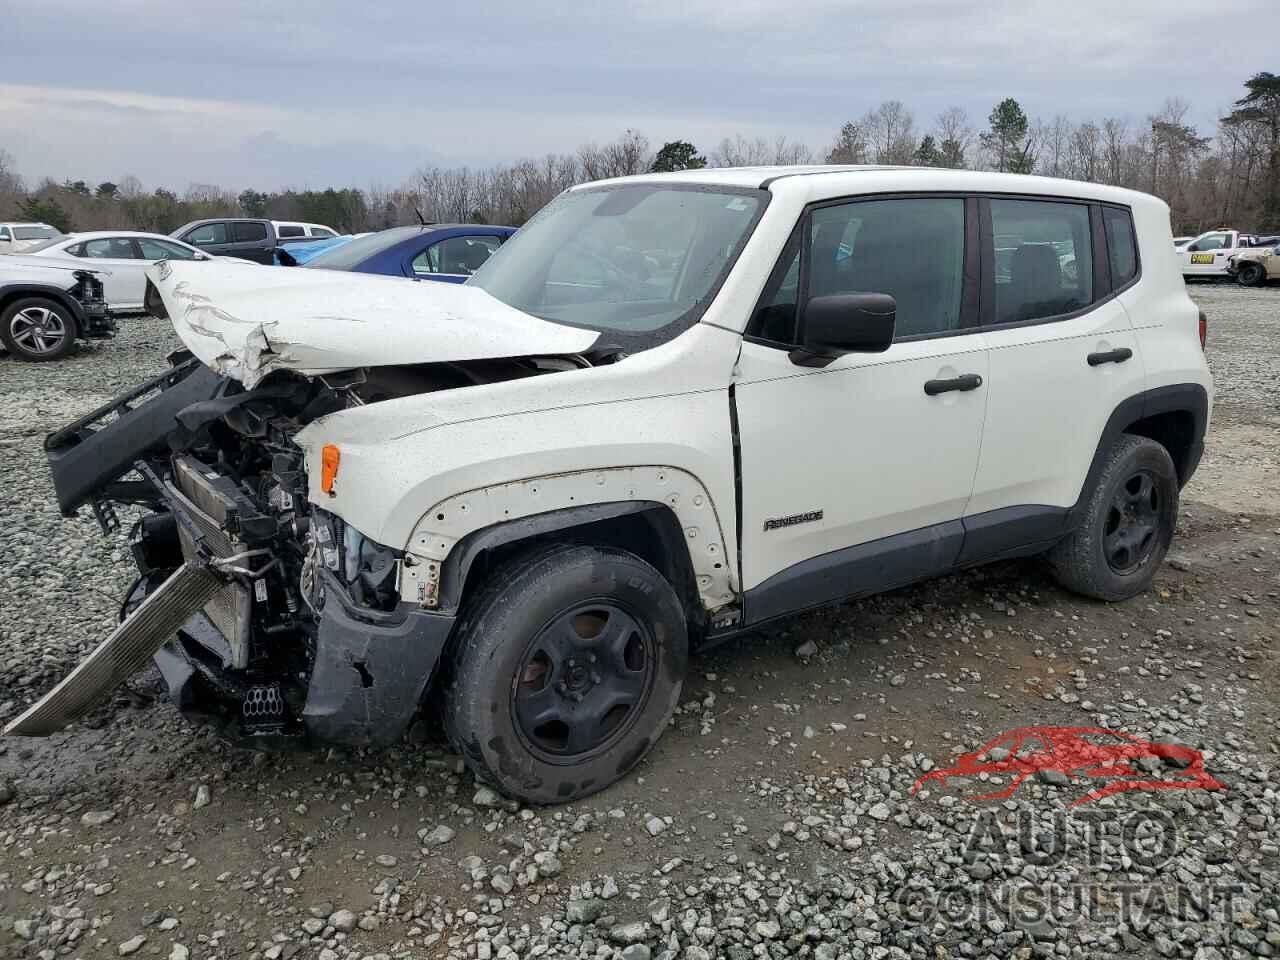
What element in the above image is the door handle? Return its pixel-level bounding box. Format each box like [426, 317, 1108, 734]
[1087, 347, 1133, 366]
[923, 373, 983, 396]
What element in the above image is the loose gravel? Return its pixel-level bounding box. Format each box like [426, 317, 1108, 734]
[1, 288, 1277, 960]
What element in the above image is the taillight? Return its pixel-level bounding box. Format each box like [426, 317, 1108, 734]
[1197, 310, 1207, 350]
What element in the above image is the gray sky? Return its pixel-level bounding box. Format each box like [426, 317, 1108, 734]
[4, 0, 1277, 192]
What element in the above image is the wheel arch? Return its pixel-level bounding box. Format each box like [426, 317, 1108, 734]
[1068, 383, 1208, 529]
[437, 502, 707, 633]
[0, 284, 84, 336]
[403, 466, 739, 628]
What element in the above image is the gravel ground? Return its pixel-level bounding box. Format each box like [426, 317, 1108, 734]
[1, 286, 1277, 960]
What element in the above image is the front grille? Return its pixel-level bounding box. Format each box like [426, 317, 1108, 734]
[168, 467, 251, 669]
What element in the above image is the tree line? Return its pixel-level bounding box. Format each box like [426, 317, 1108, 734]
[2, 72, 1276, 236]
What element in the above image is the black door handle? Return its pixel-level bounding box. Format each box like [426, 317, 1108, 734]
[1087, 347, 1133, 366]
[924, 373, 983, 396]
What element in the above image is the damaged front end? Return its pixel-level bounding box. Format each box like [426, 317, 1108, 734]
[7, 354, 455, 747]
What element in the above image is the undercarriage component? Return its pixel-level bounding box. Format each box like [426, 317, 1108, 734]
[3, 563, 222, 736]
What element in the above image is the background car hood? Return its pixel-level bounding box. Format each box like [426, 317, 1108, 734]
[147, 260, 599, 388]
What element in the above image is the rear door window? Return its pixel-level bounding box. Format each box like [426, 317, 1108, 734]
[232, 221, 269, 242]
[82, 237, 139, 259]
[989, 199, 1093, 325]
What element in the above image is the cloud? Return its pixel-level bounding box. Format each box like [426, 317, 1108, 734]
[4, 0, 1277, 189]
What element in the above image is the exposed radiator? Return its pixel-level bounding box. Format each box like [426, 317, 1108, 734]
[169, 462, 252, 669]
[4, 564, 222, 737]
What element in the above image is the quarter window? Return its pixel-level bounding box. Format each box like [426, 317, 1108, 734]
[990, 199, 1092, 325]
[232, 221, 268, 242]
[309, 226, 336, 237]
[1103, 207, 1138, 288]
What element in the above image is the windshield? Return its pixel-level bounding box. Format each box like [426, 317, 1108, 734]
[16, 237, 66, 253]
[15, 226, 61, 241]
[468, 185, 765, 342]
[303, 227, 421, 270]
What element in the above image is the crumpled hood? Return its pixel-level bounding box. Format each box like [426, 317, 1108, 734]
[146, 260, 600, 388]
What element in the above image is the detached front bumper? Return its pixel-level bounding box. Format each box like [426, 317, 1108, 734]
[150, 568, 454, 748]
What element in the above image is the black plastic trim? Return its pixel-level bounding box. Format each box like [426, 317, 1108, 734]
[1090, 203, 1111, 298]
[1067, 383, 1209, 518]
[955, 505, 1070, 566]
[743, 520, 965, 624]
[303, 570, 456, 747]
[436, 501, 695, 615]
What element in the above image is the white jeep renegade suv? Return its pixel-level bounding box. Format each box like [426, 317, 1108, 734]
[13, 167, 1211, 805]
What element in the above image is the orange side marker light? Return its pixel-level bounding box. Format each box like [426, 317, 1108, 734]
[320, 444, 340, 495]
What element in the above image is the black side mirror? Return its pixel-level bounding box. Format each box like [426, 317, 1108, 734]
[790, 293, 896, 367]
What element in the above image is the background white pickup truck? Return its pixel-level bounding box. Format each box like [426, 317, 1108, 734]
[1175, 228, 1273, 276]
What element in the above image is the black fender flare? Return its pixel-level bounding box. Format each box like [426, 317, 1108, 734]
[1066, 382, 1208, 531]
[434, 501, 701, 620]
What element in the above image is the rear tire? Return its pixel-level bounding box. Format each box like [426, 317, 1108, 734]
[1048, 435, 1178, 601]
[1, 297, 78, 361]
[444, 544, 687, 804]
[1237, 262, 1265, 287]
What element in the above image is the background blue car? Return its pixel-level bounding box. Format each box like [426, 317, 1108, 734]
[293, 224, 516, 281]
[274, 235, 360, 265]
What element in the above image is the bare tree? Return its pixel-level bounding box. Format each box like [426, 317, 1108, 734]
[863, 101, 916, 164]
[1070, 122, 1102, 182]
[601, 129, 652, 178]
[1040, 115, 1072, 178]
[933, 107, 973, 169]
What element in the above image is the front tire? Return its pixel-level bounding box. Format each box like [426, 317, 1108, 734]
[1, 297, 78, 361]
[1048, 435, 1179, 601]
[1237, 262, 1265, 287]
[444, 545, 687, 804]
